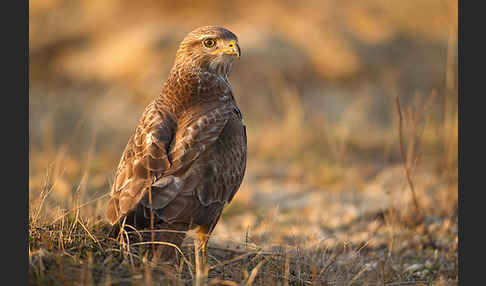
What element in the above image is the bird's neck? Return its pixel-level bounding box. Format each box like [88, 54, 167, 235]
[158, 64, 234, 115]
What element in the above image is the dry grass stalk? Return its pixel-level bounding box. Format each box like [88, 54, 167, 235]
[244, 258, 267, 286]
[284, 246, 290, 286]
[394, 95, 422, 221]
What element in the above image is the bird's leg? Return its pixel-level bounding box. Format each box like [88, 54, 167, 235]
[194, 225, 210, 285]
[199, 232, 208, 267]
[194, 237, 201, 286]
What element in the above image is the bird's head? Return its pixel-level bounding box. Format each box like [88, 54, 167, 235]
[174, 26, 241, 76]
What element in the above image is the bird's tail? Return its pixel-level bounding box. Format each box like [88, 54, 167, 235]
[107, 216, 124, 239]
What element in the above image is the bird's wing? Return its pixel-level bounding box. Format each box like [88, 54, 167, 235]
[105, 101, 176, 224]
[158, 106, 247, 225]
[137, 103, 235, 211]
[105, 100, 234, 225]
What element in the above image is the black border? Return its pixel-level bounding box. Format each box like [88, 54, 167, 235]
[458, 1, 464, 284]
[8, 0, 29, 284]
[24, 0, 29, 284]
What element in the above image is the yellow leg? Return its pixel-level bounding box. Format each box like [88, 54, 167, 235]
[194, 238, 201, 286]
[194, 226, 209, 285]
[200, 233, 209, 266]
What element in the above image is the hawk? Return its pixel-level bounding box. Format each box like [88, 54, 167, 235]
[105, 26, 246, 262]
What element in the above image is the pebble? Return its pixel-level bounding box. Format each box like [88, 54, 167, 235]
[405, 263, 424, 273]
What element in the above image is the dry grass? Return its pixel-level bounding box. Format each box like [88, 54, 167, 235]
[29, 0, 457, 285]
[29, 206, 457, 285]
[28, 83, 458, 284]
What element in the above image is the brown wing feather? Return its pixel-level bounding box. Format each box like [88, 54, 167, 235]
[155, 107, 247, 226]
[105, 101, 176, 224]
[105, 100, 237, 225]
[138, 104, 235, 219]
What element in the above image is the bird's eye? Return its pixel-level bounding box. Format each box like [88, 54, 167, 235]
[203, 39, 216, 48]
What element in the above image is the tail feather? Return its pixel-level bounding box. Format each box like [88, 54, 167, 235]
[107, 217, 124, 239]
[106, 205, 191, 262]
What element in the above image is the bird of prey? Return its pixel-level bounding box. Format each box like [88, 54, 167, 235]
[105, 26, 246, 262]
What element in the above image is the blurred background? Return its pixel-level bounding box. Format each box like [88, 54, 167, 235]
[29, 0, 457, 248]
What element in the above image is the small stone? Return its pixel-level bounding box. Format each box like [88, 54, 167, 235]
[406, 263, 424, 273]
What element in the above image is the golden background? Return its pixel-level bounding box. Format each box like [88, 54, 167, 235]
[29, 1, 458, 284]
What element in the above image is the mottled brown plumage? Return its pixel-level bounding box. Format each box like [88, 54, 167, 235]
[105, 26, 246, 260]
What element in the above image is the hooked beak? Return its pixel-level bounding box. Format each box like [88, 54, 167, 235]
[215, 40, 241, 59]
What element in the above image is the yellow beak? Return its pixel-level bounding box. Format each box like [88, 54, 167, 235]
[212, 40, 241, 59]
[225, 40, 241, 58]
